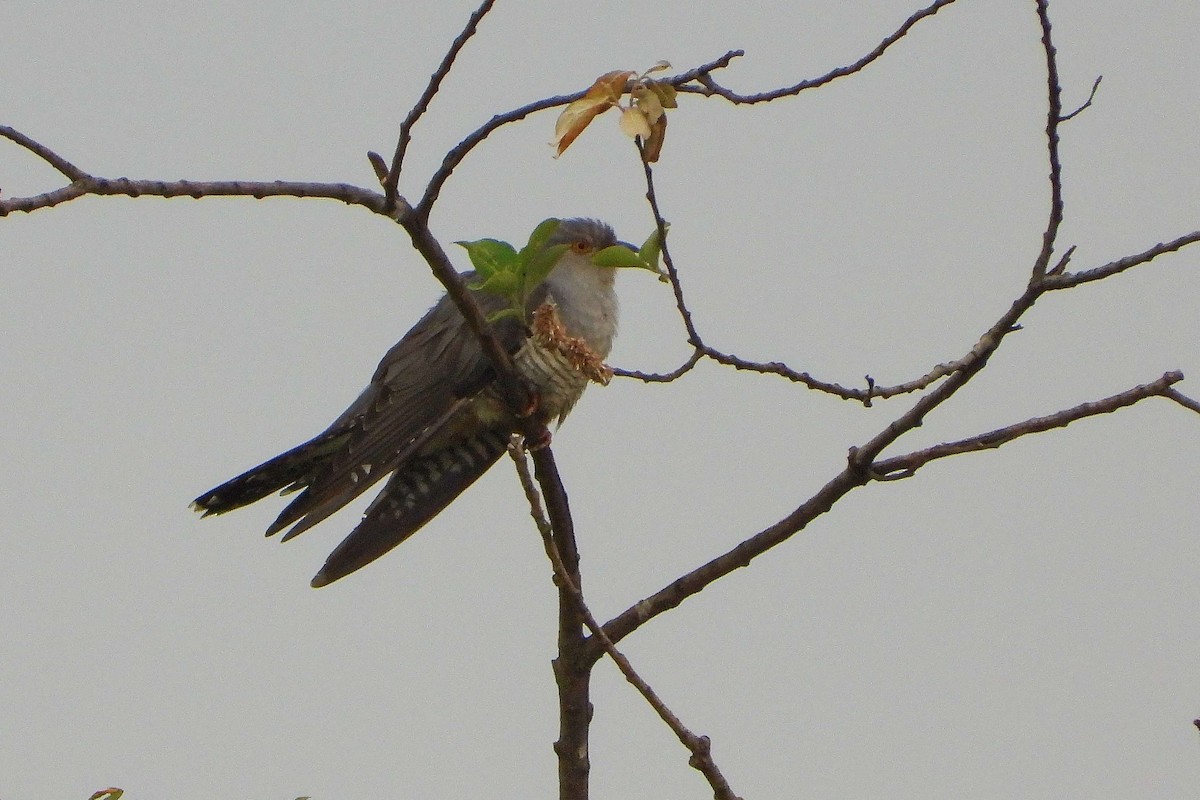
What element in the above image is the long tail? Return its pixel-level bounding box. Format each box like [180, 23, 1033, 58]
[191, 430, 351, 517]
[309, 429, 510, 587]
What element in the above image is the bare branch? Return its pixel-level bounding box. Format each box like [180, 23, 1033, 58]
[1060, 75, 1103, 122]
[1029, 0, 1067, 285]
[871, 372, 1185, 479]
[0, 124, 87, 181]
[600, 7, 1104, 644]
[628, 132, 1023, 407]
[636, 140, 699, 346]
[414, 51, 742, 218]
[366, 150, 389, 184]
[664, 50, 745, 89]
[1044, 230, 1200, 289]
[594, 465, 868, 656]
[509, 444, 743, 800]
[611, 350, 703, 383]
[1047, 243, 1076, 276]
[596, 353, 1189, 653]
[699, 345, 971, 402]
[383, 0, 498, 212]
[680, 0, 961, 104]
[1164, 388, 1200, 416]
[0, 169, 397, 218]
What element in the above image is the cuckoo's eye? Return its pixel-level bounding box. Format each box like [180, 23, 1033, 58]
[571, 239, 592, 254]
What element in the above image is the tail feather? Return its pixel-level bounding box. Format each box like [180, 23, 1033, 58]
[310, 430, 510, 587]
[260, 397, 472, 540]
[191, 430, 350, 517]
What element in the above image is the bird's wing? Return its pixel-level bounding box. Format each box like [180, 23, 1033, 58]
[263, 283, 527, 537]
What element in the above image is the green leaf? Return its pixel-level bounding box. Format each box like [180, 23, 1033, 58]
[518, 218, 569, 295]
[470, 270, 520, 298]
[519, 218, 562, 259]
[638, 225, 667, 270]
[592, 244, 648, 269]
[592, 242, 669, 281]
[454, 238, 517, 278]
[523, 242, 570, 294]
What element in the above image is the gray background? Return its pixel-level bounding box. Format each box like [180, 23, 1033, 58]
[2, 1, 1198, 797]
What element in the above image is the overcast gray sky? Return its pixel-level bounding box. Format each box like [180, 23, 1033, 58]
[2, 1, 1199, 798]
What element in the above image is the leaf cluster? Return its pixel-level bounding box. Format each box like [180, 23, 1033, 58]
[456, 218, 569, 323]
[456, 220, 668, 322]
[553, 63, 678, 162]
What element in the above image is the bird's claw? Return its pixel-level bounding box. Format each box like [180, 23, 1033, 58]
[525, 427, 553, 451]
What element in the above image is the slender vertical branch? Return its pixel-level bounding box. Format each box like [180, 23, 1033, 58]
[531, 445, 592, 800]
[636, 140, 702, 348]
[1029, 0, 1066, 285]
[383, 0, 498, 213]
[510, 444, 743, 800]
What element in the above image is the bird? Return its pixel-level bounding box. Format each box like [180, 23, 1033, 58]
[192, 218, 624, 587]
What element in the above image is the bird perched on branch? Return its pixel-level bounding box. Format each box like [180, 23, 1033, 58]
[193, 218, 624, 587]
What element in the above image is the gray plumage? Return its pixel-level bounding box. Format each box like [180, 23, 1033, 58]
[192, 218, 620, 587]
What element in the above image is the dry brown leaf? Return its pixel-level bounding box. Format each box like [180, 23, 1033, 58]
[553, 70, 635, 157]
[642, 114, 668, 163]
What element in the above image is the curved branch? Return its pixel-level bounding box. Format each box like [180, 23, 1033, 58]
[592, 0, 1140, 655]
[0, 126, 399, 217]
[1029, 0, 1067, 285]
[0, 173, 395, 217]
[1044, 230, 1200, 289]
[509, 444, 742, 800]
[383, 0, 498, 210]
[678, 0, 961, 104]
[593, 365, 1189, 658]
[414, 51, 742, 218]
[1164, 387, 1200, 415]
[0, 124, 86, 180]
[871, 371, 1184, 479]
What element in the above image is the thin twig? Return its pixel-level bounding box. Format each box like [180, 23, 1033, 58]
[383, 0, 498, 212]
[508, 443, 743, 800]
[1029, 0, 1067, 285]
[0, 169, 399, 218]
[681, 0, 961, 104]
[0, 125, 86, 180]
[611, 350, 703, 382]
[592, 0, 1099, 655]
[1164, 388, 1200, 415]
[414, 51, 742, 218]
[636, 139, 700, 346]
[871, 372, 1185, 479]
[1060, 75, 1103, 122]
[1044, 231, 1200, 289]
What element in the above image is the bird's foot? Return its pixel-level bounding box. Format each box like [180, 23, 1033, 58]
[525, 427, 553, 451]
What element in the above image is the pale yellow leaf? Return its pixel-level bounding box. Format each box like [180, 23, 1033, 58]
[635, 88, 665, 125]
[619, 107, 652, 140]
[649, 80, 678, 109]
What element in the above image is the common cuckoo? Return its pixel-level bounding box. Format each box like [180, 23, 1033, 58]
[193, 218, 623, 587]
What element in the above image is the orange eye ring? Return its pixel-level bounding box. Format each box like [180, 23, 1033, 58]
[571, 240, 592, 254]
